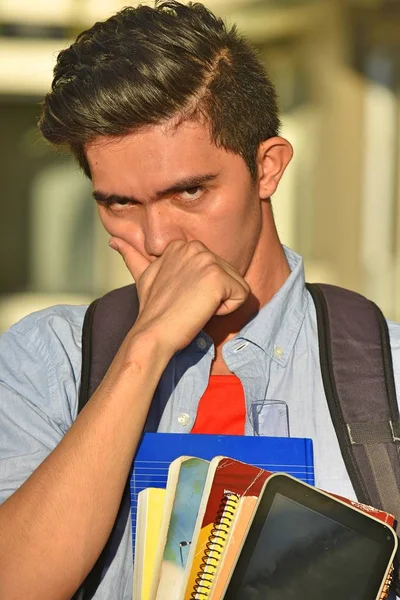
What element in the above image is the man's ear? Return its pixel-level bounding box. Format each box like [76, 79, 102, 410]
[257, 137, 293, 199]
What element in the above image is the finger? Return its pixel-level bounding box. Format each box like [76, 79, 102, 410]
[186, 245, 250, 312]
[109, 237, 150, 282]
[214, 278, 250, 316]
[194, 245, 250, 293]
[215, 256, 251, 295]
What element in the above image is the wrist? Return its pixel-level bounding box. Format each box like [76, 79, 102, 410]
[125, 321, 175, 371]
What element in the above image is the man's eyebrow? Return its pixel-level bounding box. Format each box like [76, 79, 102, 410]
[93, 190, 137, 205]
[92, 173, 218, 205]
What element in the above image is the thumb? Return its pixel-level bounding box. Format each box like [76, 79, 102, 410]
[109, 237, 150, 282]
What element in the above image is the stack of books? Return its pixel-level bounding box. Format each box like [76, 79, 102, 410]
[129, 434, 397, 600]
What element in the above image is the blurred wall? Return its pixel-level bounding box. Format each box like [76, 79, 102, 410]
[0, 0, 399, 332]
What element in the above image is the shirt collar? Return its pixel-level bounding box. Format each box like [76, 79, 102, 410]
[235, 246, 309, 367]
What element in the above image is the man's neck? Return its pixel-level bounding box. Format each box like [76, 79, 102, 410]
[204, 205, 290, 349]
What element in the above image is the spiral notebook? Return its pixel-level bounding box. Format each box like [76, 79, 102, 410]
[190, 490, 240, 598]
[181, 457, 276, 600]
[208, 495, 258, 599]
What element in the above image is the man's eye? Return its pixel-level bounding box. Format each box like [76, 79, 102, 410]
[180, 187, 203, 202]
[108, 198, 139, 211]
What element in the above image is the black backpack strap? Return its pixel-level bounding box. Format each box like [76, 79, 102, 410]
[307, 283, 400, 593]
[72, 284, 140, 600]
[79, 283, 140, 410]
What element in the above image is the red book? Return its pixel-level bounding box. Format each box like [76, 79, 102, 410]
[330, 493, 395, 527]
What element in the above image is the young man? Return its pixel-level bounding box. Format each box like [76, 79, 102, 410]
[0, 2, 399, 599]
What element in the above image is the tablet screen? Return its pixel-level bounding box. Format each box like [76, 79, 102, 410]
[225, 476, 396, 600]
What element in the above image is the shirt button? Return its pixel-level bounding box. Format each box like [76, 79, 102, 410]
[197, 337, 207, 350]
[178, 413, 190, 426]
[274, 346, 284, 358]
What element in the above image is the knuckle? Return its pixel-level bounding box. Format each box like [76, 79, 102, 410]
[192, 250, 214, 269]
[166, 240, 185, 252]
[187, 240, 207, 253]
[203, 261, 223, 280]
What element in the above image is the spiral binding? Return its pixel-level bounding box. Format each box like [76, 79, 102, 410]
[379, 564, 394, 600]
[190, 492, 240, 599]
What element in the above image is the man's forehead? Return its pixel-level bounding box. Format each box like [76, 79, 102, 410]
[85, 119, 230, 195]
[86, 117, 213, 158]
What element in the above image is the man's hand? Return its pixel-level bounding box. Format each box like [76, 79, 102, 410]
[109, 238, 250, 353]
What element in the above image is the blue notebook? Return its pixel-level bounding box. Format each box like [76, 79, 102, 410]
[130, 433, 314, 558]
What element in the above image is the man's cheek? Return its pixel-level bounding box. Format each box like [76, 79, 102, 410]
[97, 209, 137, 242]
[96, 206, 116, 235]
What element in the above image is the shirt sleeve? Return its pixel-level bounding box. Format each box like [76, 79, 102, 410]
[0, 305, 86, 504]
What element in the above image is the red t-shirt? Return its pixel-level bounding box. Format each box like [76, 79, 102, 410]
[191, 375, 246, 435]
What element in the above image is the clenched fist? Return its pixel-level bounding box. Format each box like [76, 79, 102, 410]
[109, 238, 250, 354]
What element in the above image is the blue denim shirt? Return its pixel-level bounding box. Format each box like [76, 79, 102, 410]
[1, 247, 400, 599]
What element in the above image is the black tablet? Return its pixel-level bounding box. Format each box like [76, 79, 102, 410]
[223, 473, 397, 600]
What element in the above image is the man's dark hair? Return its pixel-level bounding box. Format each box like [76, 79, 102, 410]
[39, 1, 281, 179]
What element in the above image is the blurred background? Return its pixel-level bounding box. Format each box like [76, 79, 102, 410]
[0, 0, 399, 332]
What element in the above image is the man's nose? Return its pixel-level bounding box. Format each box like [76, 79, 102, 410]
[143, 205, 186, 258]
